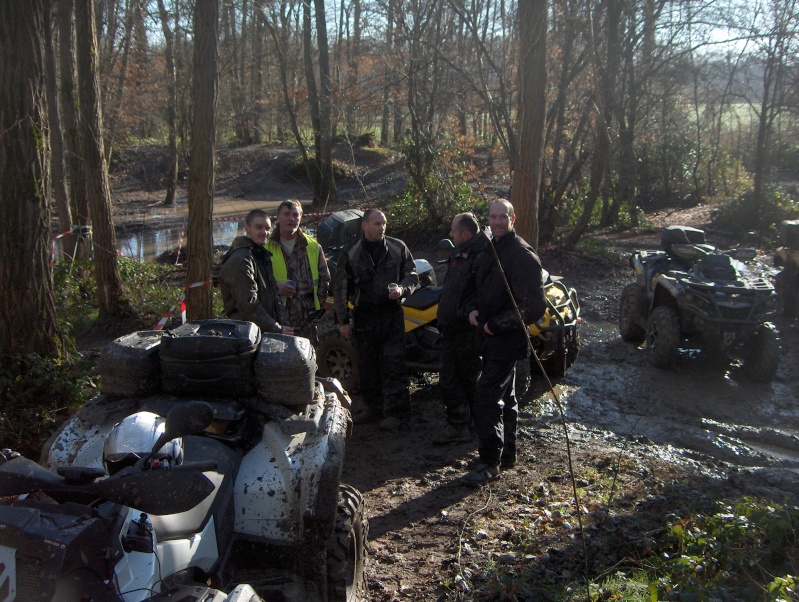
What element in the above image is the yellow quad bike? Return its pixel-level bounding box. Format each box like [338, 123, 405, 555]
[316, 256, 581, 395]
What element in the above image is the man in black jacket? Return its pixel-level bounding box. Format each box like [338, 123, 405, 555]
[434, 212, 488, 444]
[333, 209, 419, 431]
[466, 200, 547, 483]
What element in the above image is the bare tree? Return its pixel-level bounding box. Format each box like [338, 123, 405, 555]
[75, 0, 125, 318]
[0, 0, 65, 356]
[157, 0, 181, 206]
[58, 0, 91, 261]
[185, 0, 218, 320]
[512, 0, 548, 247]
[44, 7, 74, 252]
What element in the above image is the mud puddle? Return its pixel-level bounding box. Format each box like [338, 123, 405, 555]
[526, 318, 799, 472]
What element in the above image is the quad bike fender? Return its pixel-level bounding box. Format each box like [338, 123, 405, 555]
[650, 274, 680, 307]
[233, 388, 349, 542]
[42, 394, 141, 471]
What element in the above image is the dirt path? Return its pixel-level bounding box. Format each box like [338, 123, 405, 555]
[339, 229, 799, 601]
[98, 151, 799, 600]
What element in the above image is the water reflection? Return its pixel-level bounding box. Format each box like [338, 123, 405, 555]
[55, 220, 244, 263]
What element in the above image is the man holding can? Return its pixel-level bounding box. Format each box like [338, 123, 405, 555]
[333, 209, 419, 430]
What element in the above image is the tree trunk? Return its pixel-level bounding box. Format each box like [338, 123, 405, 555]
[44, 7, 74, 253]
[0, 0, 65, 357]
[58, 0, 91, 260]
[157, 0, 180, 206]
[265, 5, 315, 187]
[511, 0, 547, 248]
[75, 0, 124, 318]
[185, 0, 218, 321]
[303, 0, 322, 198]
[314, 0, 337, 206]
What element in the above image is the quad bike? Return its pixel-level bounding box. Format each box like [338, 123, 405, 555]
[773, 219, 799, 319]
[619, 225, 780, 382]
[1, 320, 368, 602]
[314, 215, 581, 394]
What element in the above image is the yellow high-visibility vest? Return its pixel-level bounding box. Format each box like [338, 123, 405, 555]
[266, 232, 322, 309]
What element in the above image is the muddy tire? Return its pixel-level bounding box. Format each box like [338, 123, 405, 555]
[646, 305, 680, 369]
[542, 328, 581, 377]
[317, 329, 359, 393]
[743, 323, 780, 383]
[619, 283, 646, 343]
[327, 484, 369, 602]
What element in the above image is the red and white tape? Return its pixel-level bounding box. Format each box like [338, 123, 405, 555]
[50, 230, 73, 266]
[153, 280, 213, 331]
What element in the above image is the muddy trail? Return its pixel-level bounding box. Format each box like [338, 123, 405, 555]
[99, 148, 799, 599]
[339, 226, 799, 601]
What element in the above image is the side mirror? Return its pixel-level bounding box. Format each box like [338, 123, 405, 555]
[148, 401, 214, 458]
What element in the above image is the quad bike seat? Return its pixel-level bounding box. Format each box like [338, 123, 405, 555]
[403, 286, 442, 311]
[149, 435, 238, 541]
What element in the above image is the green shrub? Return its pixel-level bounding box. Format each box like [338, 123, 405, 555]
[652, 498, 799, 601]
[712, 188, 799, 238]
[0, 352, 97, 458]
[385, 137, 487, 239]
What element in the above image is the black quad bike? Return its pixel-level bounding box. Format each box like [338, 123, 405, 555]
[619, 225, 781, 381]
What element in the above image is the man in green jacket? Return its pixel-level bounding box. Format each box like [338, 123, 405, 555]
[219, 209, 293, 335]
[266, 200, 331, 344]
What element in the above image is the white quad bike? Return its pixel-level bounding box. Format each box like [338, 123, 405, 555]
[0, 320, 367, 602]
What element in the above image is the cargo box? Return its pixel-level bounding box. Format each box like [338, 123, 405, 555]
[101, 331, 162, 397]
[780, 220, 799, 250]
[253, 333, 317, 408]
[160, 320, 260, 398]
[661, 226, 706, 255]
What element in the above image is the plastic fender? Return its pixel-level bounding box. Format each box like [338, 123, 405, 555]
[233, 393, 343, 541]
[403, 304, 438, 333]
[42, 394, 140, 471]
[224, 584, 261, 601]
[43, 415, 115, 472]
[156, 516, 219, 576]
[112, 509, 159, 602]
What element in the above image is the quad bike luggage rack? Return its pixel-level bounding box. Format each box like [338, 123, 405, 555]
[530, 280, 581, 336]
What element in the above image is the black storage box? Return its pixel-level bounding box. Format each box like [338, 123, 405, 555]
[160, 320, 261, 398]
[100, 330, 162, 397]
[253, 333, 317, 408]
[780, 220, 799, 250]
[661, 225, 706, 255]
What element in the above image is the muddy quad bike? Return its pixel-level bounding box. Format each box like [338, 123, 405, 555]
[315, 215, 581, 393]
[619, 225, 780, 382]
[0, 403, 261, 602]
[33, 320, 368, 602]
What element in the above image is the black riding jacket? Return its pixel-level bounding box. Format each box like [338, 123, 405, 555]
[437, 231, 488, 331]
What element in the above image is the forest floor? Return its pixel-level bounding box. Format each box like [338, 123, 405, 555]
[82, 143, 799, 600]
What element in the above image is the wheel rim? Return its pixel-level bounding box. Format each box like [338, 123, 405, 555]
[325, 347, 353, 381]
[647, 319, 659, 355]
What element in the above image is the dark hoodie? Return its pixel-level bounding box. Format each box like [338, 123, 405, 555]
[437, 230, 489, 330]
[218, 235, 287, 333]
